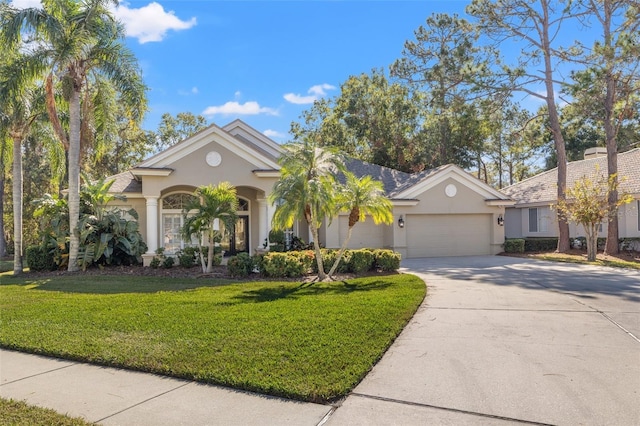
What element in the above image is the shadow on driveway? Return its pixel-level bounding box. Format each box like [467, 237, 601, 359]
[401, 255, 640, 303]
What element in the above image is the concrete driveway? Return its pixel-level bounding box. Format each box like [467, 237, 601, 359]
[327, 256, 640, 426]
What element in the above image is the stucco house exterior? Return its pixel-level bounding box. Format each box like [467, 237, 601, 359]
[107, 120, 513, 265]
[501, 147, 640, 244]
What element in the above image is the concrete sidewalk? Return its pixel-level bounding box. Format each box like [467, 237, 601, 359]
[0, 349, 333, 425]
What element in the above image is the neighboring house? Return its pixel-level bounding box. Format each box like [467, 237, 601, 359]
[501, 147, 640, 244]
[107, 120, 513, 265]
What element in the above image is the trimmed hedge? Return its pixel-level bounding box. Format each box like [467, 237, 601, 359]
[373, 249, 401, 272]
[524, 238, 558, 252]
[25, 245, 57, 271]
[227, 252, 254, 277]
[348, 249, 375, 274]
[504, 239, 525, 253]
[257, 248, 401, 278]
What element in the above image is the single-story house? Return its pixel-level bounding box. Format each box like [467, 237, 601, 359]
[501, 147, 640, 244]
[107, 120, 514, 265]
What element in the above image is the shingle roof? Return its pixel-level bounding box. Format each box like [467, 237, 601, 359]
[501, 148, 640, 205]
[106, 171, 142, 194]
[342, 158, 414, 196]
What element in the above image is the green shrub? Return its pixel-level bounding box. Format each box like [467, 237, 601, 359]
[373, 249, 401, 271]
[227, 252, 253, 277]
[289, 250, 315, 275]
[25, 245, 57, 271]
[262, 252, 306, 278]
[270, 243, 286, 252]
[252, 253, 266, 276]
[177, 247, 197, 268]
[503, 239, 525, 253]
[524, 238, 558, 252]
[312, 249, 347, 275]
[269, 229, 285, 244]
[347, 249, 375, 274]
[620, 238, 640, 252]
[162, 256, 175, 269]
[150, 257, 161, 268]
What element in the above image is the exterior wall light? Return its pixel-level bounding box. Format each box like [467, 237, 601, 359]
[398, 215, 405, 228]
[497, 214, 504, 226]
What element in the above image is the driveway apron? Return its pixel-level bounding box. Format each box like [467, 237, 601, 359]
[327, 256, 640, 426]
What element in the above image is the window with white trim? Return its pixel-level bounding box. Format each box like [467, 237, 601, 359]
[161, 193, 198, 255]
[528, 207, 547, 233]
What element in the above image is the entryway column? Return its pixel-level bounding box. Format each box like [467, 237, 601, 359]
[257, 198, 268, 250]
[145, 196, 159, 254]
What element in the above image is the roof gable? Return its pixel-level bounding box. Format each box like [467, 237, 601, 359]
[394, 164, 511, 201]
[137, 121, 281, 170]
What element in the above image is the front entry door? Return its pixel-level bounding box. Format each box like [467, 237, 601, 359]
[222, 216, 249, 256]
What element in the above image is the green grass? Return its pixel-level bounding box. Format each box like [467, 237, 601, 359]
[528, 252, 640, 270]
[0, 273, 425, 403]
[0, 398, 93, 425]
[0, 258, 14, 273]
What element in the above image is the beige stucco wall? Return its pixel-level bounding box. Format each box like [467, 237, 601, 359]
[620, 198, 640, 238]
[504, 207, 521, 238]
[140, 142, 276, 197]
[109, 196, 148, 243]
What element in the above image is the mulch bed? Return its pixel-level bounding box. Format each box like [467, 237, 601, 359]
[15, 263, 390, 282]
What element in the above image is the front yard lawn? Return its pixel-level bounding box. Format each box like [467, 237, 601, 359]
[0, 398, 92, 426]
[503, 249, 640, 270]
[0, 273, 425, 403]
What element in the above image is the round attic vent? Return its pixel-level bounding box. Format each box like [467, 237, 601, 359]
[206, 151, 222, 167]
[445, 183, 457, 198]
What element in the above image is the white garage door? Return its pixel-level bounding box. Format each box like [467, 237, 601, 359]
[406, 214, 491, 258]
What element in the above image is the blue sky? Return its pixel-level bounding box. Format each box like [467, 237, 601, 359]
[12, 0, 473, 142]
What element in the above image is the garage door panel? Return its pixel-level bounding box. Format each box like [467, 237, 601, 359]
[407, 214, 491, 258]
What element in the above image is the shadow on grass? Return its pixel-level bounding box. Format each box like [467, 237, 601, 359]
[2, 275, 236, 294]
[234, 279, 392, 303]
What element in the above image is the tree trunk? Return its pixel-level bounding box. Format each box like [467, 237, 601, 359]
[12, 133, 23, 275]
[0, 168, 7, 259]
[585, 224, 597, 262]
[602, 1, 619, 255]
[309, 218, 326, 281]
[67, 88, 81, 272]
[327, 226, 354, 278]
[206, 237, 215, 273]
[540, 0, 570, 253]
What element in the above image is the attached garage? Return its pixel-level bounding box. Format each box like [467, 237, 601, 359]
[406, 214, 492, 258]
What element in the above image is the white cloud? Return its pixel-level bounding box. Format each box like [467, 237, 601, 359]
[263, 129, 285, 139]
[10, 0, 41, 8]
[178, 86, 199, 96]
[114, 2, 197, 44]
[284, 83, 336, 105]
[202, 101, 278, 117]
[10, 1, 196, 44]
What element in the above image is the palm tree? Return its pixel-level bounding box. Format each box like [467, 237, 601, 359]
[327, 172, 393, 278]
[0, 49, 48, 275]
[1, 0, 147, 271]
[0, 131, 10, 259]
[182, 182, 239, 273]
[269, 139, 344, 281]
